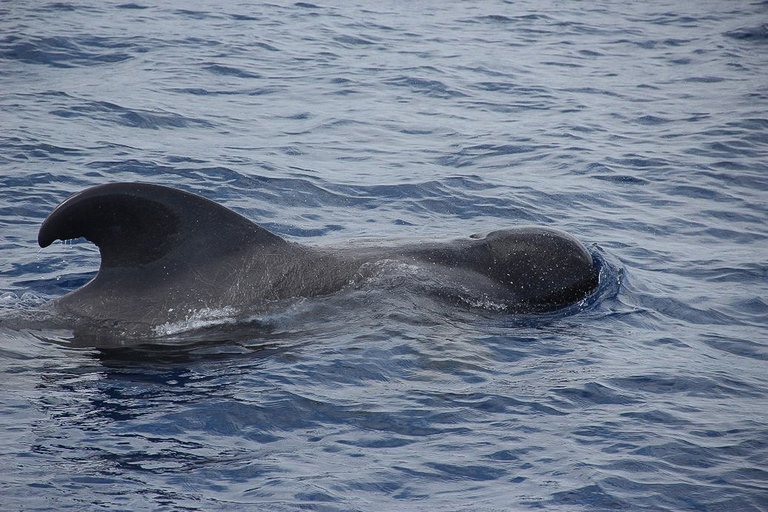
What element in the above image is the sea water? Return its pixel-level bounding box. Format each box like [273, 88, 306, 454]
[1, 1, 767, 510]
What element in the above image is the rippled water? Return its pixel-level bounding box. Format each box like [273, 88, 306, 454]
[1, 1, 767, 510]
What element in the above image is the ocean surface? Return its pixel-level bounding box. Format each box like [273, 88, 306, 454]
[1, 0, 767, 510]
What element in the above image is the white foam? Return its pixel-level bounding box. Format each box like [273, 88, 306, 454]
[0, 292, 19, 304]
[0, 292, 47, 309]
[152, 306, 239, 337]
[459, 294, 509, 312]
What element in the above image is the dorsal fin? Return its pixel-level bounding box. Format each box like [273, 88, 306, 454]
[38, 182, 286, 268]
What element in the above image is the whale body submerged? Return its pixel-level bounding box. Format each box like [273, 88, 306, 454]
[38, 183, 599, 330]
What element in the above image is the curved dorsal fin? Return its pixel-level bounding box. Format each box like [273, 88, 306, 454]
[38, 182, 285, 268]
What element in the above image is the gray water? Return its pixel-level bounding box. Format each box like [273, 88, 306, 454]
[1, 1, 767, 510]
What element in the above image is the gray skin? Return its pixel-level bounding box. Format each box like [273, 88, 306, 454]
[38, 183, 599, 328]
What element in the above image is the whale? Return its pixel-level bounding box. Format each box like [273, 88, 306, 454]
[38, 182, 599, 330]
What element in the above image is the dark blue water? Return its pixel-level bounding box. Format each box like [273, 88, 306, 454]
[2, 1, 767, 510]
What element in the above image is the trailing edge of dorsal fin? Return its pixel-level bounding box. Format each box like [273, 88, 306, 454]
[38, 182, 286, 268]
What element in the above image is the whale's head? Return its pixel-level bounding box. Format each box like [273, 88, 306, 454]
[481, 227, 598, 310]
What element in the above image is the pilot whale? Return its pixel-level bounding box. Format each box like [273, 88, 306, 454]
[38, 183, 599, 329]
